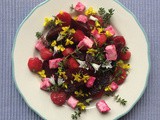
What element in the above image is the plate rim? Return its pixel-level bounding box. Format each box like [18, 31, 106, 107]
[11, 0, 151, 120]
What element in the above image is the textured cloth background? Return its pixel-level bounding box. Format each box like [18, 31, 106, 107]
[0, 0, 159, 119]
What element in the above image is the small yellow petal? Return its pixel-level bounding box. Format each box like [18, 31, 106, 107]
[55, 18, 63, 26]
[116, 60, 130, 70]
[65, 39, 74, 46]
[51, 41, 57, 47]
[97, 27, 103, 34]
[37, 70, 46, 78]
[85, 7, 96, 16]
[95, 21, 100, 27]
[105, 86, 112, 91]
[57, 45, 65, 52]
[59, 11, 63, 15]
[62, 26, 70, 32]
[43, 17, 53, 27]
[73, 16, 78, 20]
[69, 29, 76, 34]
[106, 31, 112, 37]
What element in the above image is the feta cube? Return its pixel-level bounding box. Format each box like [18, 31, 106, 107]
[67, 96, 79, 109]
[105, 45, 117, 61]
[96, 100, 110, 113]
[35, 40, 45, 51]
[105, 25, 115, 37]
[109, 82, 118, 91]
[77, 15, 88, 23]
[86, 76, 96, 88]
[40, 78, 52, 90]
[49, 58, 62, 69]
[78, 36, 93, 48]
[89, 15, 98, 21]
[91, 29, 100, 39]
[74, 2, 85, 12]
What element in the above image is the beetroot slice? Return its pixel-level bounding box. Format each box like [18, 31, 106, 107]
[46, 27, 62, 41]
[70, 19, 91, 37]
[42, 60, 58, 78]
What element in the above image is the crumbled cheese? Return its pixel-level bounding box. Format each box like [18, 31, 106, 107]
[89, 15, 98, 21]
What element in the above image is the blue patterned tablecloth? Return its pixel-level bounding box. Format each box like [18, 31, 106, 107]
[0, 0, 159, 119]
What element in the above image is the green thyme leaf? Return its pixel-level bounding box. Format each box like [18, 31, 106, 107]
[70, 4, 74, 11]
[36, 32, 42, 39]
[103, 8, 115, 24]
[114, 95, 127, 105]
[71, 109, 81, 120]
[98, 7, 106, 15]
[121, 46, 129, 53]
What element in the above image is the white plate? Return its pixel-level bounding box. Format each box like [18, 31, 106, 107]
[12, 0, 150, 120]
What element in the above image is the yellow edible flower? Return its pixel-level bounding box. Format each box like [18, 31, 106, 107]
[69, 29, 76, 34]
[60, 26, 70, 36]
[65, 38, 74, 46]
[106, 31, 112, 37]
[62, 26, 70, 32]
[72, 73, 90, 83]
[37, 70, 46, 78]
[116, 60, 130, 70]
[59, 11, 63, 15]
[58, 68, 68, 79]
[105, 86, 112, 92]
[55, 18, 63, 26]
[73, 16, 78, 20]
[85, 7, 96, 16]
[95, 21, 100, 27]
[72, 73, 81, 82]
[43, 17, 53, 27]
[51, 41, 57, 47]
[82, 74, 90, 83]
[86, 48, 97, 56]
[77, 102, 86, 110]
[57, 45, 65, 51]
[74, 90, 84, 97]
[97, 27, 103, 34]
[62, 82, 68, 89]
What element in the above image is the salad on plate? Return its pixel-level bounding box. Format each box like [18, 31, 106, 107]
[27, 2, 131, 119]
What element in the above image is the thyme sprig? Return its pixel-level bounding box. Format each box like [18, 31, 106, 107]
[46, 84, 59, 92]
[98, 7, 106, 15]
[121, 46, 129, 53]
[70, 4, 74, 11]
[98, 8, 115, 24]
[71, 109, 81, 120]
[62, 45, 84, 62]
[114, 95, 127, 105]
[36, 32, 42, 39]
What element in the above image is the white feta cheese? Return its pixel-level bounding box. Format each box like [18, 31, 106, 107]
[89, 16, 98, 21]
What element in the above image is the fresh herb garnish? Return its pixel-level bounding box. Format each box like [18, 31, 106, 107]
[70, 4, 74, 11]
[36, 32, 42, 39]
[46, 84, 59, 92]
[98, 7, 106, 15]
[121, 46, 129, 53]
[95, 48, 106, 63]
[58, 61, 65, 71]
[114, 95, 127, 105]
[71, 109, 81, 120]
[85, 98, 92, 105]
[98, 8, 115, 24]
